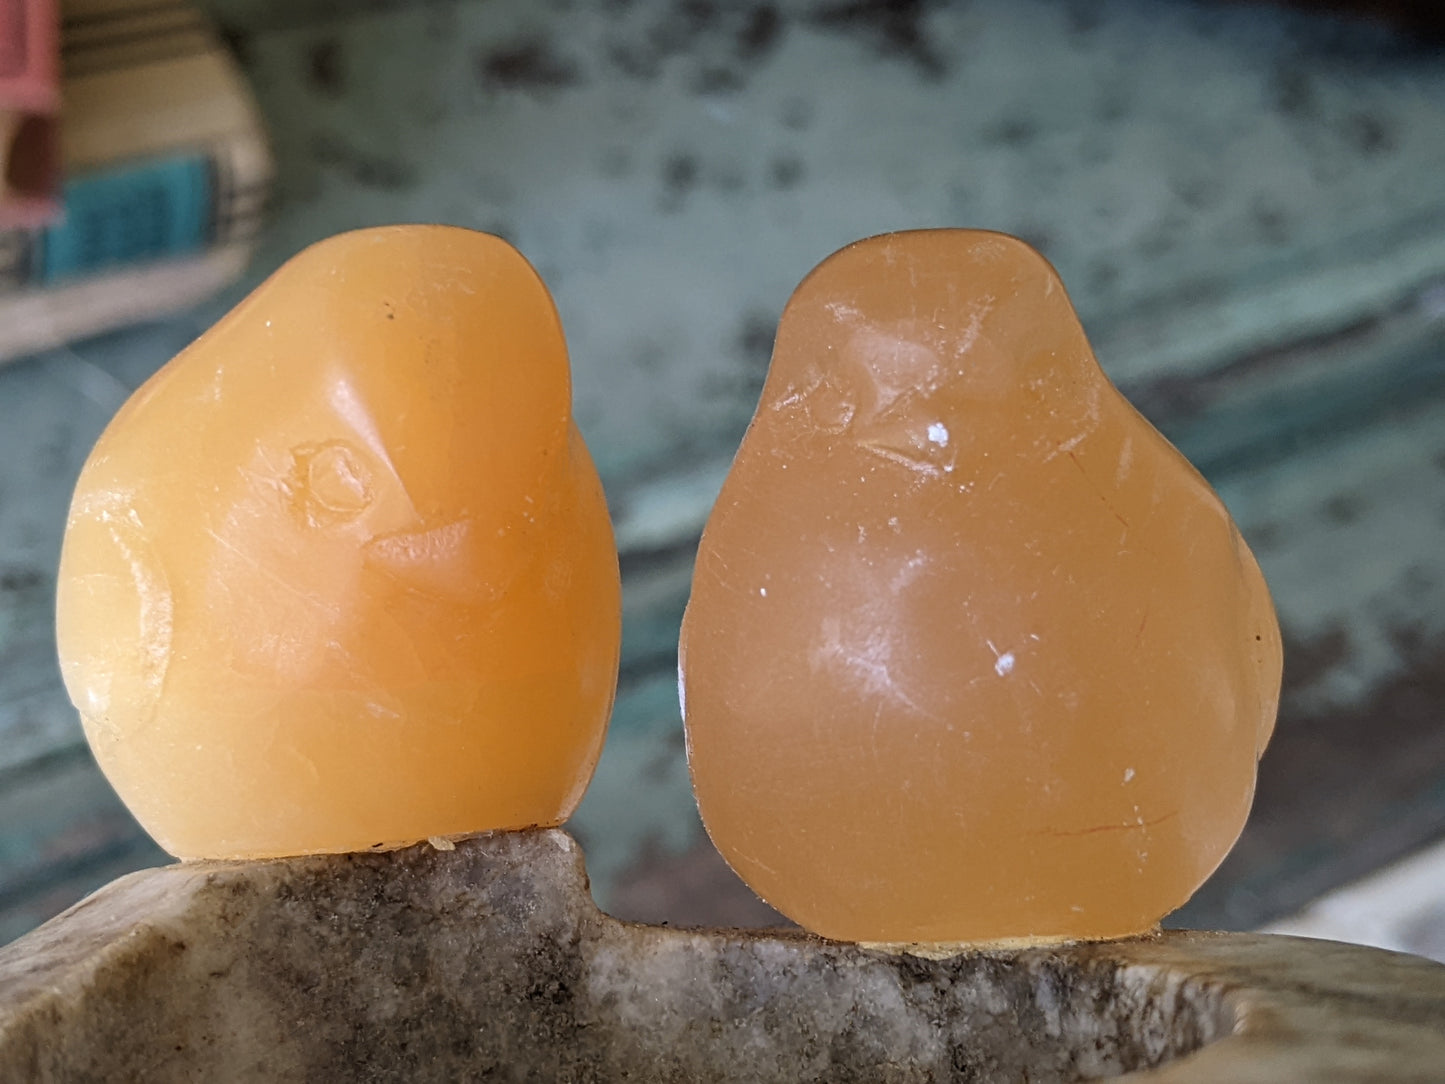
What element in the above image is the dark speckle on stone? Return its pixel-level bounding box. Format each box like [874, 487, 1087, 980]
[608, 41, 659, 80]
[423, 4, 457, 42]
[1402, 564, 1435, 595]
[311, 134, 416, 191]
[1390, 621, 1430, 662]
[1253, 202, 1291, 244]
[665, 153, 698, 190]
[889, 951, 939, 990]
[1343, 112, 1394, 154]
[641, 745, 677, 785]
[612, 3, 785, 85]
[32, 435, 69, 476]
[216, 22, 252, 67]
[737, 4, 784, 59]
[1128, 374, 1208, 422]
[698, 368, 760, 403]
[1065, 0, 1101, 36]
[1013, 226, 1054, 256]
[307, 38, 344, 95]
[809, 0, 947, 79]
[945, 181, 971, 216]
[983, 116, 1039, 147]
[780, 97, 814, 130]
[1088, 260, 1120, 294]
[738, 311, 776, 368]
[1080, 138, 1111, 167]
[1096, 86, 1130, 123]
[0, 568, 43, 592]
[712, 164, 746, 193]
[692, 65, 744, 95]
[649, 0, 720, 57]
[768, 156, 805, 189]
[1322, 494, 1363, 524]
[1171, 176, 1219, 211]
[1282, 624, 1351, 697]
[599, 145, 633, 177]
[1272, 66, 1317, 118]
[615, 2, 788, 82]
[660, 153, 700, 210]
[633, 338, 667, 373]
[478, 38, 580, 93]
[1249, 522, 1281, 551]
[1139, 229, 1176, 260]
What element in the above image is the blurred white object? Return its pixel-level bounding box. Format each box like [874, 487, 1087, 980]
[1262, 837, 1445, 963]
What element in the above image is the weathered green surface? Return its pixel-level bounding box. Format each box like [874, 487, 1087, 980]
[2, 0, 1445, 937]
[2, 830, 1444, 1083]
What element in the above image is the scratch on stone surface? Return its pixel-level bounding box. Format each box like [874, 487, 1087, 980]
[952, 306, 988, 359]
[1044, 431, 1089, 463]
[280, 742, 322, 788]
[205, 527, 341, 617]
[1114, 435, 1135, 486]
[1067, 450, 1130, 533]
[326, 377, 414, 515]
[772, 387, 806, 411]
[888, 550, 929, 592]
[812, 616, 936, 720]
[859, 440, 944, 479]
[1039, 810, 1179, 838]
[868, 699, 884, 759]
[104, 522, 172, 718]
[985, 638, 1016, 678]
[72, 487, 137, 520]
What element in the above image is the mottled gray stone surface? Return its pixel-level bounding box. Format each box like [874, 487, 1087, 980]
[1, 831, 1442, 1082]
[6, 0, 1445, 961]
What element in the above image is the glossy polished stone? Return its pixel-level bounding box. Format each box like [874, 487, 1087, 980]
[55, 226, 621, 860]
[680, 230, 1283, 945]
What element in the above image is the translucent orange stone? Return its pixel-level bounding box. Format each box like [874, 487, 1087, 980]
[56, 226, 621, 860]
[679, 230, 1281, 945]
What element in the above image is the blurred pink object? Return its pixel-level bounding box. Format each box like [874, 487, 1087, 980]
[0, 0, 60, 228]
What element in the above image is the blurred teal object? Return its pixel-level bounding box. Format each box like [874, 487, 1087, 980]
[40, 155, 212, 282]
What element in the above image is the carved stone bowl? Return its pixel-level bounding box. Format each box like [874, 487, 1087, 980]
[2, 830, 1442, 1081]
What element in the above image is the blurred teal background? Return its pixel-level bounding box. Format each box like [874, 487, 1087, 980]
[2, 0, 1445, 948]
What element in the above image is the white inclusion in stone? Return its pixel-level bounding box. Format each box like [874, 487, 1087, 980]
[1123, 767, 1136, 783]
[994, 651, 1015, 677]
[927, 421, 950, 447]
[759, 587, 768, 597]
